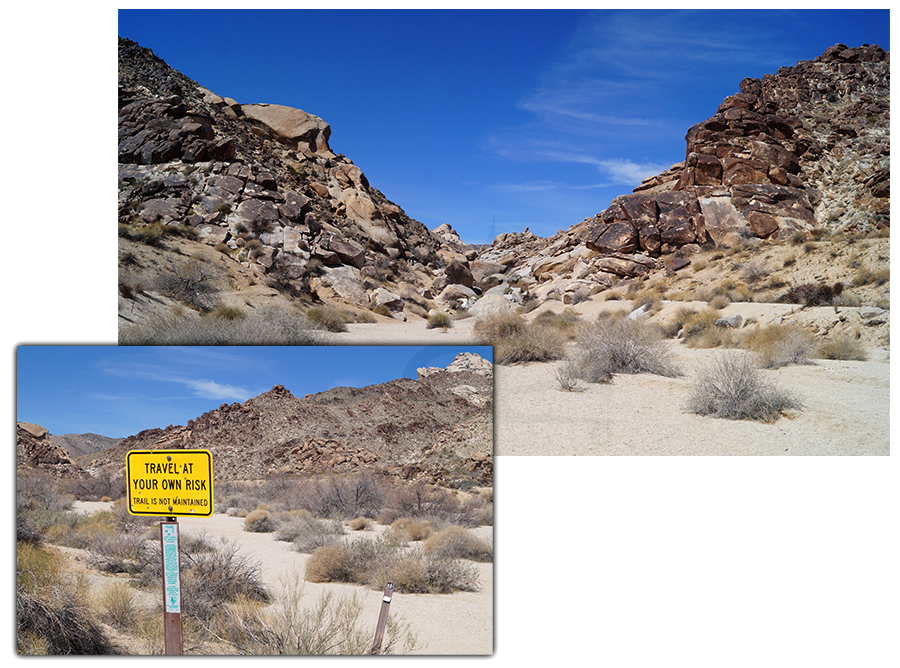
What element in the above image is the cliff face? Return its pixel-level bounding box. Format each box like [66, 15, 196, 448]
[81, 355, 493, 488]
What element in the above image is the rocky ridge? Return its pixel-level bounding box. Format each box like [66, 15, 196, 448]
[78, 353, 493, 488]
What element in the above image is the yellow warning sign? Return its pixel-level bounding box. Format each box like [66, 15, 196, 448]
[126, 450, 214, 517]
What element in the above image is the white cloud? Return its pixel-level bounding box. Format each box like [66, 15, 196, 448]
[184, 379, 252, 402]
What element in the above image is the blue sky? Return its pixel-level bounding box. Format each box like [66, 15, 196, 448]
[16, 345, 491, 437]
[117, 8, 890, 243]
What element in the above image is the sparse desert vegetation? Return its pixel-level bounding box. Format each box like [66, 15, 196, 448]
[16, 470, 493, 655]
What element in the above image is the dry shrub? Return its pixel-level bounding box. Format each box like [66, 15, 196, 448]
[472, 312, 566, 364]
[569, 315, 681, 382]
[176, 541, 270, 623]
[276, 515, 344, 553]
[687, 352, 803, 422]
[119, 306, 329, 346]
[304, 306, 350, 332]
[817, 334, 868, 361]
[741, 324, 816, 369]
[304, 544, 357, 584]
[244, 508, 277, 533]
[347, 516, 373, 531]
[16, 542, 116, 655]
[386, 518, 433, 543]
[423, 526, 493, 562]
[305, 538, 479, 594]
[708, 294, 731, 310]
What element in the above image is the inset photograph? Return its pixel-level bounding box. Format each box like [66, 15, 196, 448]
[16, 345, 494, 655]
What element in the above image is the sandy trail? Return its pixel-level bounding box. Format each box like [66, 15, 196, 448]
[71, 502, 492, 655]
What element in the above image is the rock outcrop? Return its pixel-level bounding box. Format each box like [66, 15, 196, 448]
[17, 422, 88, 479]
[469, 43, 889, 308]
[118, 37, 889, 324]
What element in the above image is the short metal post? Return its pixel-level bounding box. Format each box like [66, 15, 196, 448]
[371, 582, 394, 655]
[160, 518, 183, 655]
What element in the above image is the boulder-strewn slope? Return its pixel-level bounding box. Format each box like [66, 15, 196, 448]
[48, 433, 123, 458]
[79, 354, 493, 488]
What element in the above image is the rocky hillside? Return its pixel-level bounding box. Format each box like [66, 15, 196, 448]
[78, 353, 493, 488]
[476, 43, 889, 306]
[119, 39, 889, 336]
[118, 36, 457, 330]
[16, 423, 88, 479]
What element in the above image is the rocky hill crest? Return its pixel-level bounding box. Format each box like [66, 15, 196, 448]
[78, 353, 493, 488]
[16, 422, 88, 479]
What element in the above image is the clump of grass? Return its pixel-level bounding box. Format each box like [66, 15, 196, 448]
[244, 509, 277, 533]
[305, 306, 350, 332]
[17, 542, 115, 655]
[347, 517, 373, 531]
[385, 518, 433, 543]
[209, 305, 246, 321]
[853, 266, 890, 287]
[816, 334, 868, 361]
[741, 324, 816, 369]
[708, 294, 731, 310]
[686, 352, 803, 422]
[426, 312, 453, 329]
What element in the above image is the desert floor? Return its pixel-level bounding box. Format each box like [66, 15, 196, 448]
[70, 502, 493, 655]
[332, 298, 890, 456]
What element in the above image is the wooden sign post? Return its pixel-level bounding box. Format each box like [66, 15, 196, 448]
[126, 450, 214, 656]
[160, 519, 183, 655]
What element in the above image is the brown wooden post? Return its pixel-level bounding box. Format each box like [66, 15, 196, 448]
[160, 519, 183, 655]
[371, 582, 394, 655]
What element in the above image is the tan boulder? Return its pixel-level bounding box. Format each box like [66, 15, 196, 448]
[240, 103, 333, 153]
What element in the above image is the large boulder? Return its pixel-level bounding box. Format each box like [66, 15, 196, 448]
[240, 103, 333, 154]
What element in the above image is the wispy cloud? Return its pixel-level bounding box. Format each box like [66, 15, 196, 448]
[96, 351, 256, 403]
[484, 9, 795, 193]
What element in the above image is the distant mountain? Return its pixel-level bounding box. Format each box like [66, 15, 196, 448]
[49, 433, 123, 458]
[81, 353, 493, 488]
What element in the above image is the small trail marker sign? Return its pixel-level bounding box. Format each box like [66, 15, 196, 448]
[126, 449, 214, 517]
[160, 521, 183, 655]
